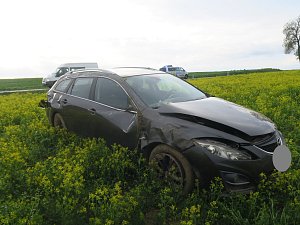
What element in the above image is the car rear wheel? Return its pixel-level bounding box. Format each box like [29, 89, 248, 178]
[53, 113, 66, 129]
[149, 144, 194, 195]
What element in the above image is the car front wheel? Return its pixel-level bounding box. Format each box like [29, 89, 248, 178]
[149, 144, 194, 195]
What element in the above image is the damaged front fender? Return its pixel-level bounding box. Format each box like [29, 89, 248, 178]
[139, 109, 200, 153]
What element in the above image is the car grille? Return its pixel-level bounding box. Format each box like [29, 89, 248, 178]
[258, 142, 279, 153]
[252, 131, 281, 153]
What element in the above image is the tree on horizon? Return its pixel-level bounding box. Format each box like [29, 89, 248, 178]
[283, 15, 300, 62]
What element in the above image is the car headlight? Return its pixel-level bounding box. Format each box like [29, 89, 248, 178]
[194, 140, 252, 160]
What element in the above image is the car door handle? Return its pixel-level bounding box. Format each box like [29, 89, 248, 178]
[57, 97, 67, 104]
[89, 108, 96, 115]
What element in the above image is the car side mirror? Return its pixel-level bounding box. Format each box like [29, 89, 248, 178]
[126, 100, 137, 113]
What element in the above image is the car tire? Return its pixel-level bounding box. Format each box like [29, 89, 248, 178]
[149, 144, 194, 195]
[53, 113, 67, 129]
[184, 75, 188, 79]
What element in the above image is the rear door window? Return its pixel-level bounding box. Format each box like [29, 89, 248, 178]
[55, 79, 72, 93]
[70, 78, 94, 99]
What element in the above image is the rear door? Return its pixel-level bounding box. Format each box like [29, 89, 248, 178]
[61, 77, 95, 135]
[89, 77, 139, 149]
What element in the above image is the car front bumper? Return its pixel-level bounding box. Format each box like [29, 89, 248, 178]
[183, 144, 274, 193]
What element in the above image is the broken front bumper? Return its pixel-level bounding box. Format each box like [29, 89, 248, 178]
[183, 144, 274, 193]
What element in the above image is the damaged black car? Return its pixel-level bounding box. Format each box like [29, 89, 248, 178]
[39, 67, 285, 194]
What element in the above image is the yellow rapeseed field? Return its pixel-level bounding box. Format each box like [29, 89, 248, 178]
[0, 70, 299, 224]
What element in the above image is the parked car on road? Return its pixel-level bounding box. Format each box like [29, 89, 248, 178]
[40, 67, 287, 194]
[159, 65, 188, 79]
[42, 62, 98, 88]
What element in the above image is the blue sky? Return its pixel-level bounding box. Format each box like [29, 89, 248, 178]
[0, 0, 300, 78]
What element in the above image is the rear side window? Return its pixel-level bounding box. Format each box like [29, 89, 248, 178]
[94, 78, 128, 109]
[70, 78, 94, 99]
[55, 79, 72, 93]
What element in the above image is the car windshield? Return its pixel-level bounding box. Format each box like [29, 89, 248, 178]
[125, 73, 207, 108]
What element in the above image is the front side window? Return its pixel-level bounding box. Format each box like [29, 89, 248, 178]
[94, 78, 129, 109]
[56, 67, 69, 77]
[55, 79, 72, 93]
[70, 77, 94, 99]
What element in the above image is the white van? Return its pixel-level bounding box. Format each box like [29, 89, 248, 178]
[42, 62, 98, 87]
[159, 65, 188, 79]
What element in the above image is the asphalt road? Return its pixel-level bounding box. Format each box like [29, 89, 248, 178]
[0, 89, 47, 95]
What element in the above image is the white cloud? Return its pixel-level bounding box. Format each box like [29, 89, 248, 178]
[0, 0, 300, 78]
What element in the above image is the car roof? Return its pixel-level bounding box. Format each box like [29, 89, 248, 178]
[108, 67, 164, 77]
[66, 67, 165, 79]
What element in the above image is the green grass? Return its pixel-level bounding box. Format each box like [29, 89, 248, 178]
[0, 78, 46, 91]
[0, 69, 282, 91]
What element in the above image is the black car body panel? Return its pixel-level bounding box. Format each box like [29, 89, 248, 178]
[158, 97, 275, 138]
[40, 68, 284, 193]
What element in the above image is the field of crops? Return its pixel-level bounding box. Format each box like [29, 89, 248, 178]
[189, 68, 280, 78]
[0, 71, 299, 224]
[0, 78, 44, 91]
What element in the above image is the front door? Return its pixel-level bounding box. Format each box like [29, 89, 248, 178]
[89, 77, 138, 149]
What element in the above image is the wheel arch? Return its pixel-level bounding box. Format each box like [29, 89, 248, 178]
[141, 142, 186, 160]
[141, 142, 162, 160]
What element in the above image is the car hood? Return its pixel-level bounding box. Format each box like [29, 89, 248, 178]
[44, 73, 56, 79]
[158, 97, 275, 138]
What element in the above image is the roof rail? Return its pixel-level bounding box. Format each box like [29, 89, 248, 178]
[69, 68, 105, 74]
[113, 66, 158, 71]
